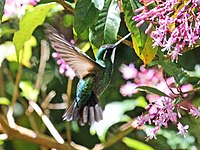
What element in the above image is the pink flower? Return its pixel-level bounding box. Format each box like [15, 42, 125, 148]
[138, 97, 177, 129]
[145, 126, 160, 140]
[120, 81, 138, 97]
[189, 106, 200, 118]
[133, 0, 200, 61]
[177, 122, 189, 138]
[119, 63, 138, 80]
[4, 0, 40, 18]
[119, 63, 196, 139]
[52, 52, 76, 80]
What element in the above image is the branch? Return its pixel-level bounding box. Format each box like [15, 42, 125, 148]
[7, 62, 23, 127]
[35, 40, 50, 90]
[0, 115, 74, 150]
[66, 78, 73, 143]
[29, 100, 65, 144]
[56, 0, 74, 14]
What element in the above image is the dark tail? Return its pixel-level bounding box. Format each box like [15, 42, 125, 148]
[62, 92, 103, 125]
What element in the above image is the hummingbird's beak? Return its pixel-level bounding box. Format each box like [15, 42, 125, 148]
[113, 32, 132, 48]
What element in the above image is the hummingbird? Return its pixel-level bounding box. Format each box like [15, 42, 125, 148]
[45, 24, 131, 125]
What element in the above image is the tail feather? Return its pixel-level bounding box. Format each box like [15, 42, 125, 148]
[63, 101, 80, 121]
[63, 92, 103, 125]
[89, 107, 95, 125]
[94, 104, 103, 122]
[82, 106, 89, 124]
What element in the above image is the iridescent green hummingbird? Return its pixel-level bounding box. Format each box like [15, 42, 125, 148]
[45, 24, 131, 125]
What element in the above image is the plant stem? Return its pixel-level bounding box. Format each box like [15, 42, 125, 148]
[7, 62, 23, 127]
[66, 78, 73, 143]
[56, 0, 74, 14]
[0, 66, 5, 97]
[11, 63, 22, 111]
[0, 115, 74, 150]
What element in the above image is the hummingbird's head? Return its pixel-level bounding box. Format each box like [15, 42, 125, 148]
[96, 33, 132, 64]
[98, 44, 116, 64]
[97, 44, 116, 63]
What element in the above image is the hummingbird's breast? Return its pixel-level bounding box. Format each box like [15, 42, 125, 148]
[93, 65, 113, 97]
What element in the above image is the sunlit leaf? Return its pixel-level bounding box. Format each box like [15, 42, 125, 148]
[89, 0, 121, 48]
[122, 0, 141, 46]
[136, 86, 170, 97]
[122, 137, 154, 150]
[0, 42, 15, 66]
[134, 31, 158, 65]
[78, 42, 91, 53]
[64, 14, 73, 27]
[0, 0, 5, 24]
[7, 36, 37, 68]
[19, 81, 39, 101]
[74, 0, 99, 36]
[91, 44, 98, 58]
[0, 140, 4, 145]
[123, 0, 158, 65]
[0, 97, 10, 105]
[13, 2, 55, 60]
[90, 97, 147, 142]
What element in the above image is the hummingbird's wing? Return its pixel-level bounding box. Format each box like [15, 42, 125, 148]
[44, 24, 104, 79]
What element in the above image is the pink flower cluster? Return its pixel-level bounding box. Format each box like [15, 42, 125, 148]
[119, 63, 199, 139]
[52, 52, 76, 80]
[133, 0, 200, 61]
[4, 0, 40, 17]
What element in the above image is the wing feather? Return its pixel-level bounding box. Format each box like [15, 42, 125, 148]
[44, 24, 103, 79]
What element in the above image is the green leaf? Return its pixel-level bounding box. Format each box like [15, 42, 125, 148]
[89, 0, 121, 48]
[78, 42, 91, 52]
[158, 59, 190, 86]
[122, 0, 158, 65]
[64, 14, 73, 27]
[122, 137, 154, 150]
[6, 36, 37, 68]
[74, 0, 99, 36]
[134, 30, 158, 65]
[13, 2, 55, 60]
[19, 81, 39, 101]
[157, 128, 195, 149]
[136, 86, 170, 97]
[0, 97, 10, 105]
[122, 0, 141, 45]
[0, 0, 5, 24]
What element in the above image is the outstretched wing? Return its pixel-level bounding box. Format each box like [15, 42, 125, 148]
[44, 24, 103, 79]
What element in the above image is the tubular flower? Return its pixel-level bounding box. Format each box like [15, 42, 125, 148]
[4, 0, 40, 18]
[119, 63, 197, 139]
[133, 0, 200, 61]
[52, 52, 76, 80]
